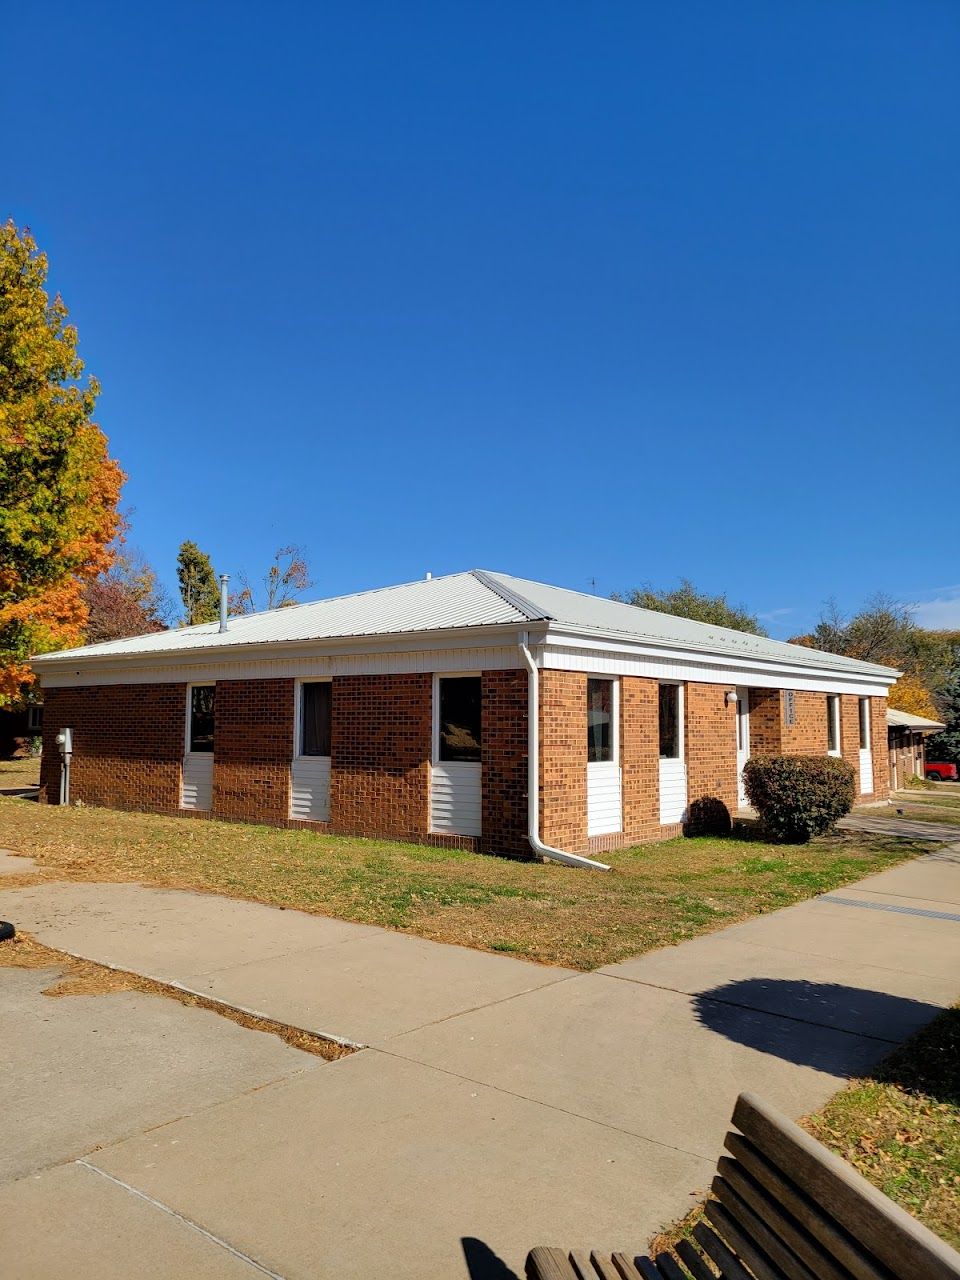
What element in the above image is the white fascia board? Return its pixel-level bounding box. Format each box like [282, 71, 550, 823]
[538, 628, 897, 697]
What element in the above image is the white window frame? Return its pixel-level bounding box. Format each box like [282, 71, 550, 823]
[432, 672, 482, 766]
[826, 694, 841, 757]
[858, 698, 871, 752]
[293, 677, 333, 761]
[185, 683, 216, 755]
[586, 676, 620, 766]
[658, 681, 685, 761]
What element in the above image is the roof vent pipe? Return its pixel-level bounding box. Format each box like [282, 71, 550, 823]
[425, 571, 432, 580]
[219, 575, 229, 633]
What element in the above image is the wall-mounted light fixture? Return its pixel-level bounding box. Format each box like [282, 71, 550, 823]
[725, 690, 738, 705]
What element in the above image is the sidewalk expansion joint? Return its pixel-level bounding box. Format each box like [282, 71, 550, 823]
[76, 1160, 289, 1278]
[371, 1046, 717, 1165]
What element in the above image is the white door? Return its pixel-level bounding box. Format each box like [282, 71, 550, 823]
[291, 681, 332, 821]
[430, 676, 482, 836]
[857, 698, 874, 795]
[736, 687, 751, 809]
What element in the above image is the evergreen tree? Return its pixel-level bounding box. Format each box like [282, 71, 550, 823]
[177, 541, 219, 625]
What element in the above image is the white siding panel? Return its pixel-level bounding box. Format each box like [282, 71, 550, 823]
[430, 762, 482, 836]
[659, 758, 687, 825]
[587, 761, 622, 836]
[859, 748, 874, 796]
[181, 754, 213, 811]
[290, 756, 330, 821]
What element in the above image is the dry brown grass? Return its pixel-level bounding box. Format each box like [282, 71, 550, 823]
[0, 929, 353, 1060]
[0, 757, 40, 788]
[0, 796, 934, 969]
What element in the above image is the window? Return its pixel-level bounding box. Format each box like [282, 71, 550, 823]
[826, 695, 840, 756]
[783, 691, 796, 728]
[438, 677, 481, 763]
[859, 698, 871, 751]
[587, 679, 614, 762]
[300, 682, 331, 756]
[659, 684, 681, 759]
[188, 685, 215, 753]
[26, 705, 43, 732]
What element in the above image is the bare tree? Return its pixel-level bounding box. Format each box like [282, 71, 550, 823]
[229, 545, 314, 615]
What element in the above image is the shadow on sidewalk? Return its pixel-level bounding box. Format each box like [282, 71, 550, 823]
[692, 978, 945, 1074]
[461, 1237, 520, 1280]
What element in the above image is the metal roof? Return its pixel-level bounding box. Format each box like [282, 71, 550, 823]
[886, 708, 946, 732]
[32, 568, 900, 679]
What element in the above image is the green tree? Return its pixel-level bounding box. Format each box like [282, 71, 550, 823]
[614, 578, 765, 635]
[177, 540, 219, 625]
[925, 667, 960, 767]
[0, 220, 124, 702]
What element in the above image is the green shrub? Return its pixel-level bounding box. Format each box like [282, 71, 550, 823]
[742, 754, 855, 843]
[684, 796, 732, 837]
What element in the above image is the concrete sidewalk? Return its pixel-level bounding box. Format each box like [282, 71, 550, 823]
[1, 846, 958, 1278]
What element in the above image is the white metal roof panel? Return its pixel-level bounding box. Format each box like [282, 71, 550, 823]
[32, 567, 900, 681]
[482, 572, 900, 678]
[886, 708, 946, 731]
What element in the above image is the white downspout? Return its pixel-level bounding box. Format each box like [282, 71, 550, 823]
[519, 635, 611, 872]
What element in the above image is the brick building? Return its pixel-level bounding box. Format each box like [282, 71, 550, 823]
[33, 570, 896, 866]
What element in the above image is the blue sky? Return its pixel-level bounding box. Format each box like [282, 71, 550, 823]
[7, 2, 959, 636]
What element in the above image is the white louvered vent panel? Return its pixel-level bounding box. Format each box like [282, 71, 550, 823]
[859, 748, 874, 796]
[290, 757, 331, 821]
[430, 762, 482, 836]
[587, 762, 622, 836]
[181, 754, 213, 811]
[659, 759, 687, 825]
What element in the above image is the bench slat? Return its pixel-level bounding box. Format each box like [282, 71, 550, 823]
[716, 1157, 853, 1280]
[652, 1251, 690, 1280]
[674, 1238, 721, 1280]
[733, 1093, 960, 1280]
[711, 1177, 818, 1280]
[571, 1250, 603, 1279]
[704, 1201, 790, 1280]
[723, 1133, 893, 1280]
[526, 1246, 582, 1280]
[693, 1220, 762, 1280]
[589, 1251, 626, 1280]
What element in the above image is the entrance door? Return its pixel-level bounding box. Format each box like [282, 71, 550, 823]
[736, 687, 751, 809]
[430, 675, 482, 837]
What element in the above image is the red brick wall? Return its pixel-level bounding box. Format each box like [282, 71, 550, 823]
[685, 682, 738, 815]
[212, 679, 294, 824]
[329, 673, 431, 839]
[749, 689, 782, 757]
[39, 683, 185, 812]
[539, 669, 588, 852]
[871, 697, 890, 800]
[481, 670, 529, 856]
[621, 676, 661, 842]
[781, 691, 828, 755]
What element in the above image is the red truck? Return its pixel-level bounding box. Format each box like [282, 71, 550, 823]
[925, 761, 959, 782]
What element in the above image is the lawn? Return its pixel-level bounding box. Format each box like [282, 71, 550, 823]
[0, 796, 935, 968]
[804, 1004, 960, 1248]
[891, 787, 960, 827]
[652, 1005, 960, 1254]
[0, 757, 40, 788]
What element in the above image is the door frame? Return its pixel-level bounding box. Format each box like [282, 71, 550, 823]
[735, 686, 751, 809]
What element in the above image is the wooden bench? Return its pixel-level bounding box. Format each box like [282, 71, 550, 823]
[526, 1091, 960, 1280]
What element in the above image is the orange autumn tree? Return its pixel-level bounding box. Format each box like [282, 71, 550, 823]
[0, 221, 124, 703]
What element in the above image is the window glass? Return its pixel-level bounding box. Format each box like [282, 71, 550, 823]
[826, 695, 839, 753]
[438, 677, 481, 763]
[300, 682, 331, 756]
[189, 686, 215, 752]
[587, 679, 613, 762]
[659, 684, 680, 759]
[859, 698, 870, 751]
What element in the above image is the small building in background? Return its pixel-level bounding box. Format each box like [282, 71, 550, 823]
[0, 703, 43, 759]
[886, 708, 946, 790]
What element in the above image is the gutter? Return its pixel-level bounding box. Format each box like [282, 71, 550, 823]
[519, 634, 610, 872]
